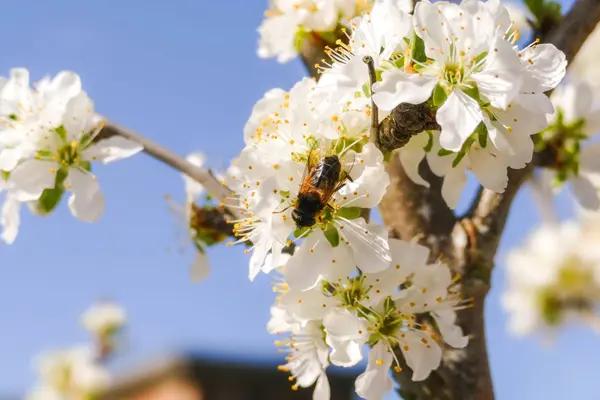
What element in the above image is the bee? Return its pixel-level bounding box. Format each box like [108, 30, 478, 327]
[292, 153, 350, 228]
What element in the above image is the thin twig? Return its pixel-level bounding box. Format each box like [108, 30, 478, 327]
[98, 122, 239, 218]
[363, 56, 379, 143]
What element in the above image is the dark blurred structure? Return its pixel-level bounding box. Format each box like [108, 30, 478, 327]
[102, 355, 355, 400]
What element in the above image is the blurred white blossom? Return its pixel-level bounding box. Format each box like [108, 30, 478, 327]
[542, 80, 600, 209]
[81, 302, 126, 339]
[503, 221, 600, 337]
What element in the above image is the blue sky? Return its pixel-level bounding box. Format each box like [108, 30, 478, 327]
[0, 1, 597, 399]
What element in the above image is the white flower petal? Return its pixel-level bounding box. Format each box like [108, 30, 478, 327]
[8, 159, 57, 201]
[437, 90, 483, 152]
[63, 92, 96, 140]
[398, 330, 442, 381]
[470, 149, 508, 193]
[441, 164, 467, 209]
[355, 341, 394, 400]
[522, 44, 567, 92]
[313, 372, 330, 400]
[65, 168, 105, 222]
[571, 176, 600, 210]
[1, 194, 20, 244]
[339, 219, 391, 273]
[190, 251, 210, 283]
[373, 70, 437, 111]
[398, 133, 430, 187]
[83, 136, 143, 164]
[433, 309, 468, 348]
[323, 309, 368, 367]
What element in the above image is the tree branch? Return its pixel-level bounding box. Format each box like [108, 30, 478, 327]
[546, 0, 600, 63]
[99, 123, 235, 212]
[98, 123, 238, 241]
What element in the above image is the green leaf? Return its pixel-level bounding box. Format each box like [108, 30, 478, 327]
[79, 160, 92, 172]
[411, 35, 427, 64]
[437, 148, 454, 157]
[432, 84, 448, 107]
[461, 85, 481, 103]
[475, 122, 488, 148]
[36, 168, 68, 215]
[362, 82, 372, 97]
[35, 149, 53, 159]
[294, 226, 311, 239]
[525, 0, 562, 30]
[337, 207, 362, 220]
[452, 137, 475, 168]
[424, 131, 434, 152]
[323, 224, 340, 247]
[54, 125, 67, 142]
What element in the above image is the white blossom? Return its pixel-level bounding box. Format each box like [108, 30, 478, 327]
[317, 0, 413, 109]
[81, 302, 127, 338]
[543, 80, 600, 209]
[0, 69, 142, 242]
[269, 238, 467, 399]
[503, 221, 600, 337]
[366, 0, 565, 208]
[258, 0, 361, 63]
[27, 346, 110, 400]
[230, 78, 390, 282]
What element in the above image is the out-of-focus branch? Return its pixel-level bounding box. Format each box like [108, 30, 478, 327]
[546, 0, 600, 63]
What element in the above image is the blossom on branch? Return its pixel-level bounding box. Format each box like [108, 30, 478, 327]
[539, 79, 600, 209]
[27, 303, 127, 400]
[269, 239, 468, 399]
[229, 78, 391, 282]
[258, 0, 369, 63]
[0, 68, 142, 243]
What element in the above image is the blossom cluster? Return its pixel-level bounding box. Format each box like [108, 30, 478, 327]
[539, 79, 600, 209]
[503, 217, 600, 337]
[229, 76, 391, 282]
[269, 239, 467, 399]
[258, 0, 377, 63]
[318, 0, 566, 207]
[27, 302, 126, 400]
[0, 68, 142, 244]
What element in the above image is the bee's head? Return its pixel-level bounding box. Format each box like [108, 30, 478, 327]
[292, 208, 316, 228]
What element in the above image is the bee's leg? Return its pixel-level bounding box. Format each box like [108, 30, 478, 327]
[273, 205, 292, 214]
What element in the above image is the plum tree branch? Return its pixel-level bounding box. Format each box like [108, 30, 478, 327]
[99, 122, 234, 209]
[98, 122, 240, 242]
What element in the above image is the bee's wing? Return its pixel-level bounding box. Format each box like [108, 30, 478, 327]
[298, 148, 319, 194]
[165, 195, 191, 251]
[336, 217, 391, 272]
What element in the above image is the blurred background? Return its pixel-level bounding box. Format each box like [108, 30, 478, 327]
[0, 1, 597, 399]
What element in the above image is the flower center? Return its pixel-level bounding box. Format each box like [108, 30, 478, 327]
[57, 141, 81, 167]
[443, 63, 464, 86]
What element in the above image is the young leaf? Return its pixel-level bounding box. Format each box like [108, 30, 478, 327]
[323, 224, 340, 247]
